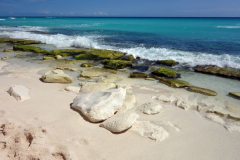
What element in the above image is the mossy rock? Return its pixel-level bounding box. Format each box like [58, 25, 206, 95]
[121, 55, 135, 61]
[4, 49, 13, 52]
[156, 60, 178, 67]
[13, 45, 48, 54]
[130, 72, 148, 78]
[43, 56, 54, 60]
[229, 92, 240, 99]
[159, 78, 190, 88]
[75, 53, 97, 60]
[152, 67, 180, 78]
[16, 54, 22, 57]
[194, 65, 240, 79]
[187, 86, 217, 96]
[49, 49, 86, 57]
[81, 63, 96, 67]
[102, 60, 132, 69]
[0, 38, 41, 45]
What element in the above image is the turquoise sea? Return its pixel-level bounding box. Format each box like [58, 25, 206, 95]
[0, 17, 240, 69]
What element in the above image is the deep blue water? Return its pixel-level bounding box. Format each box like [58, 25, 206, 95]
[0, 17, 240, 68]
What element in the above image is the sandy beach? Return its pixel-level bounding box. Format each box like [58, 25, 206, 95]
[1, 41, 240, 160]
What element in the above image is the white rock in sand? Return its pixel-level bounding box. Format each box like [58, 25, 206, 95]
[176, 100, 190, 110]
[206, 113, 226, 124]
[41, 69, 73, 83]
[117, 89, 136, 114]
[138, 102, 162, 115]
[131, 121, 169, 142]
[80, 82, 116, 93]
[65, 86, 81, 93]
[7, 85, 31, 101]
[71, 88, 126, 122]
[156, 94, 177, 103]
[100, 111, 139, 132]
[224, 122, 240, 132]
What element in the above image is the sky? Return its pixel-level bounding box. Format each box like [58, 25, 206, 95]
[0, 0, 240, 17]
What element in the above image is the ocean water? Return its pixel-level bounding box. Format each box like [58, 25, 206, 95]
[0, 17, 240, 69]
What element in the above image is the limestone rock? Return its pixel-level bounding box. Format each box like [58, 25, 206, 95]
[138, 102, 162, 115]
[65, 86, 81, 93]
[56, 66, 77, 71]
[80, 68, 117, 78]
[130, 72, 148, 78]
[207, 106, 240, 120]
[206, 114, 226, 124]
[187, 86, 217, 96]
[224, 122, 240, 132]
[4, 49, 13, 52]
[99, 111, 139, 132]
[159, 78, 190, 88]
[1, 56, 9, 60]
[71, 88, 126, 122]
[81, 63, 96, 67]
[229, 92, 240, 99]
[43, 56, 54, 60]
[156, 95, 177, 103]
[131, 121, 169, 142]
[7, 85, 31, 101]
[118, 89, 136, 114]
[152, 67, 180, 78]
[55, 55, 62, 59]
[175, 100, 191, 110]
[41, 69, 73, 83]
[81, 82, 116, 93]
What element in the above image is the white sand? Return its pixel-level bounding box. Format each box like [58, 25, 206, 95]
[1, 48, 240, 159]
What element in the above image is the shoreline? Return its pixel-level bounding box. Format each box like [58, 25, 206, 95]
[1, 40, 240, 159]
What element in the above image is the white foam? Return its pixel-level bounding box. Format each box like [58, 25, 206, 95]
[9, 17, 15, 20]
[0, 26, 48, 32]
[0, 19, 5, 21]
[216, 26, 240, 29]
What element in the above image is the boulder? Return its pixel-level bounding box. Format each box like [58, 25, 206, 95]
[131, 121, 169, 142]
[99, 111, 139, 132]
[159, 78, 190, 88]
[130, 72, 148, 78]
[41, 69, 73, 83]
[7, 85, 31, 101]
[80, 68, 117, 78]
[13, 45, 47, 53]
[71, 88, 126, 122]
[229, 92, 240, 99]
[81, 63, 96, 67]
[156, 60, 178, 67]
[80, 82, 116, 93]
[102, 60, 132, 69]
[152, 67, 180, 78]
[194, 65, 240, 79]
[138, 102, 162, 115]
[4, 49, 13, 52]
[65, 86, 81, 93]
[187, 86, 217, 96]
[206, 114, 226, 124]
[55, 55, 62, 59]
[132, 65, 149, 72]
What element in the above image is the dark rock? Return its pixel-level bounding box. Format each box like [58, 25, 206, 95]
[121, 55, 135, 61]
[132, 66, 149, 72]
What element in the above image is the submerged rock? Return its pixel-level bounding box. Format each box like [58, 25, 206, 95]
[159, 78, 190, 88]
[41, 69, 73, 83]
[132, 65, 149, 72]
[81, 63, 96, 67]
[130, 72, 148, 78]
[229, 92, 240, 99]
[187, 86, 217, 96]
[194, 65, 240, 79]
[13, 45, 48, 54]
[4, 49, 13, 52]
[99, 111, 139, 133]
[156, 60, 178, 67]
[138, 102, 162, 115]
[102, 60, 132, 69]
[7, 85, 31, 101]
[152, 67, 180, 78]
[71, 88, 126, 122]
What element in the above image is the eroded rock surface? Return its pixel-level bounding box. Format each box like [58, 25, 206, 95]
[138, 102, 162, 115]
[41, 69, 73, 83]
[7, 85, 31, 101]
[80, 82, 116, 93]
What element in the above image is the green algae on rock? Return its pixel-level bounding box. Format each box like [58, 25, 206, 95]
[13, 45, 48, 54]
[121, 55, 135, 61]
[130, 72, 148, 78]
[4, 49, 13, 52]
[187, 86, 217, 96]
[156, 60, 178, 67]
[194, 65, 240, 79]
[229, 92, 240, 99]
[81, 63, 96, 67]
[102, 60, 132, 69]
[152, 67, 180, 78]
[159, 78, 190, 88]
[0, 38, 41, 45]
[80, 68, 117, 78]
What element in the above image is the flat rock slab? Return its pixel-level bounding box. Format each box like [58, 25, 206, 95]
[138, 102, 162, 115]
[41, 69, 73, 83]
[206, 113, 226, 124]
[8, 85, 31, 101]
[229, 92, 240, 99]
[100, 111, 139, 133]
[159, 78, 190, 88]
[130, 72, 148, 78]
[187, 86, 217, 96]
[71, 88, 126, 122]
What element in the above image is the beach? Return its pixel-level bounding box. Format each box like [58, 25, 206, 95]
[1, 39, 240, 159]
